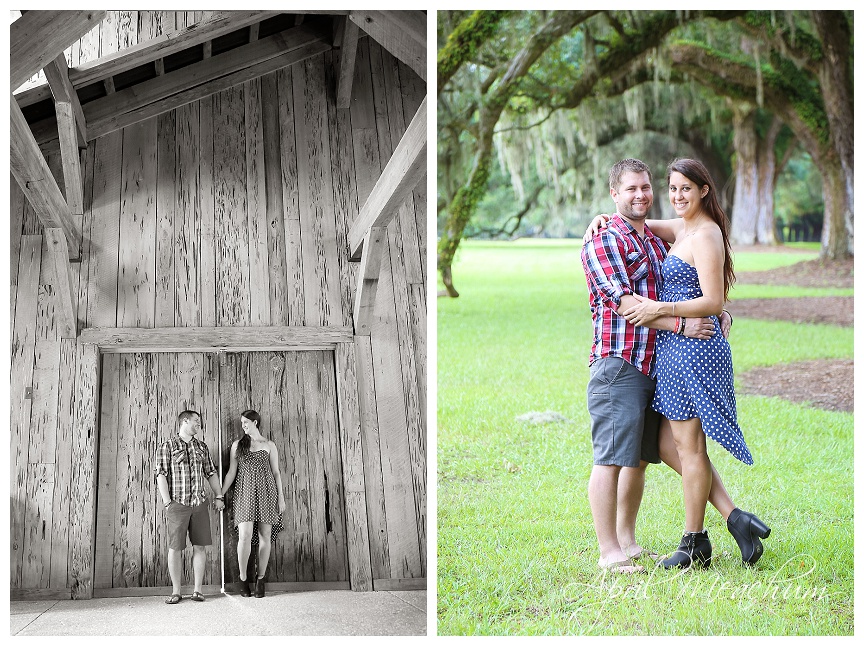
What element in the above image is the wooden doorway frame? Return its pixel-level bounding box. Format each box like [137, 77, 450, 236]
[71, 325, 373, 598]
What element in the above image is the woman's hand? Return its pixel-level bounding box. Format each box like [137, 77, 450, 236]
[582, 214, 612, 243]
[278, 498, 286, 515]
[621, 293, 663, 326]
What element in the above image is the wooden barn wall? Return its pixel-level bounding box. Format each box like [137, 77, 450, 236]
[10, 11, 426, 596]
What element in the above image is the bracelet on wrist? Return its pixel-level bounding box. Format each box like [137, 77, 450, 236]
[678, 317, 687, 334]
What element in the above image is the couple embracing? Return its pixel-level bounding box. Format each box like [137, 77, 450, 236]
[582, 158, 771, 574]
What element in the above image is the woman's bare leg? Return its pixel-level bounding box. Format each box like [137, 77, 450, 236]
[257, 523, 273, 578]
[659, 417, 735, 520]
[668, 418, 711, 532]
[237, 521, 254, 580]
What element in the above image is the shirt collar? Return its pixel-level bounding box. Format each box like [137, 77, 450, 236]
[612, 213, 658, 243]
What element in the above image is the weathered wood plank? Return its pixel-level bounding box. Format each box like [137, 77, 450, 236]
[10, 96, 81, 255]
[84, 131, 122, 329]
[153, 353, 177, 587]
[138, 353, 158, 587]
[294, 54, 343, 327]
[10, 179, 26, 323]
[333, 342, 373, 591]
[100, 12, 121, 58]
[44, 55, 87, 144]
[370, 267, 423, 579]
[296, 354, 320, 581]
[199, 95, 217, 327]
[10, 236, 42, 589]
[69, 342, 101, 599]
[155, 110, 177, 327]
[175, 102, 201, 327]
[353, 227, 387, 336]
[94, 353, 120, 590]
[354, 335, 389, 579]
[44, 228, 78, 338]
[201, 352, 223, 586]
[10, 10, 106, 91]
[265, 352, 290, 581]
[347, 95, 427, 260]
[54, 102, 85, 216]
[398, 60, 428, 287]
[325, 50, 360, 330]
[113, 354, 137, 586]
[70, 11, 280, 86]
[277, 67, 305, 325]
[350, 38, 382, 208]
[22, 463, 55, 589]
[260, 72, 288, 326]
[373, 577, 427, 591]
[84, 27, 332, 141]
[278, 353, 302, 582]
[50, 339, 77, 588]
[10, 588, 72, 601]
[318, 353, 349, 581]
[80, 326, 353, 352]
[213, 85, 251, 326]
[244, 78, 271, 326]
[117, 119, 157, 328]
[336, 19, 360, 109]
[73, 144, 95, 328]
[118, 11, 139, 50]
[348, 11, 426, 82]
[30, 289, 60, 466]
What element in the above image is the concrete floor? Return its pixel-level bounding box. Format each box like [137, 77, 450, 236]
[10, 589, 427, 636]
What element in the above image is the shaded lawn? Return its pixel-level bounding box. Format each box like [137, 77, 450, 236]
[437, 240, 853, 635]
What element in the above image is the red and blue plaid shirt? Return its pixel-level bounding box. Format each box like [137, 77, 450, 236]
[154, 435, 218, 507]
[581, 213, 669, 376]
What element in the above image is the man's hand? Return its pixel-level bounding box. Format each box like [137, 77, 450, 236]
[214, 498, 225, 512]
[683, 317, 715, 340]
[719, 310, 732, 339]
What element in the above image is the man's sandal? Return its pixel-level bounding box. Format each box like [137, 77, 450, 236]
[625, 546, 661, 562]
[164, 594, 182, 604]
[190, 591, 205, 602]
[599, 559, 645, 574]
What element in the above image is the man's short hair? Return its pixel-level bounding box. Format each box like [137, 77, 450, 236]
[178, 410, 200, 426]
[609, 158, 652, 192]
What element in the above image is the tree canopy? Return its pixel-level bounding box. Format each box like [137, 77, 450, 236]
[437, 10, 853, 296]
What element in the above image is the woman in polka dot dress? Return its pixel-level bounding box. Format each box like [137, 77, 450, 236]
[220, 410, 285, 597]
[621, 159, 769, 570]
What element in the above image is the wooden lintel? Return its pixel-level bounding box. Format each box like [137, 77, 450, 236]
[84, 25, 331, 141]
[10, 95, 81, 256]
[43, 54, 87, 145]
[349, 10, 426, 82]
[45, 228, 78, 338]
[336, 19, 360, 109]
[68, 11, 281, 87]
[353, 227, 387, 336]
[55, 102, 85, 215]
[10, 10, 106, 92]
[79, 326, 355, 353]
[348, 96, 427, 259]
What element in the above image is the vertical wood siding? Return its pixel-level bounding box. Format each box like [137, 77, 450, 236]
[10, 12, 426, 594]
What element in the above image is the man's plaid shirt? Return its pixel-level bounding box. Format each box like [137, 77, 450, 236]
[154, 435, 218, 507]
[581, 213, 668, 376]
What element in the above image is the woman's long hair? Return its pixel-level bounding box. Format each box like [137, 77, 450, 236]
[666, 158, 736, 301]
[237, 409, 262, 459]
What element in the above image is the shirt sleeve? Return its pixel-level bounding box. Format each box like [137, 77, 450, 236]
[154, 441, 170, 480]
[200, 442, 218, 479]
[581, 231, 633, 308]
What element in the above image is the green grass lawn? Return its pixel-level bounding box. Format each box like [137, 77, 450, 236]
[437, 239, 853, 636]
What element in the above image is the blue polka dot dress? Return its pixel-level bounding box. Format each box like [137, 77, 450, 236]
[652, 255, 753, 465]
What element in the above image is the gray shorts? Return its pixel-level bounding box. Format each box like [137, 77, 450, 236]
[587, 356, 660, 468]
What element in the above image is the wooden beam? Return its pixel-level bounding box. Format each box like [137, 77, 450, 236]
[84, 26, 331, 141]
[44, 228, 78, 338]
[10, 95, 81, 256]
[352, 227, 387, 336]
[336, 19, 360, 109]
[43, 54, 87, 144]
[13, 82, 52, 108]
[68, 11, 281, 87]
[10, 10, 106, 91]
[54, 102, 84, 216]
[349, 11, 426, 81]
[348, 96, 427, 259]
[78, 326, 354, 353]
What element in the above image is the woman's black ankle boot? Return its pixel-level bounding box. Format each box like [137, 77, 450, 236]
[727, 508, 771, 565]
[660, 530, 712, 570]
[254, 576, 265, 598]
[240, 573, 251, 597]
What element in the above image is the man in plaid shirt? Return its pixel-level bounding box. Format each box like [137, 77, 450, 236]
[155, 410, 225, 603]
[581, 158, 721, 573]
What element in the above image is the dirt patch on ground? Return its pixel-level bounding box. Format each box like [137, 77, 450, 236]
[731, 253, 853, 412]
[726, 296, 852, 327]
[738, 359, 853, 413]
[736, 257, 853, 289]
